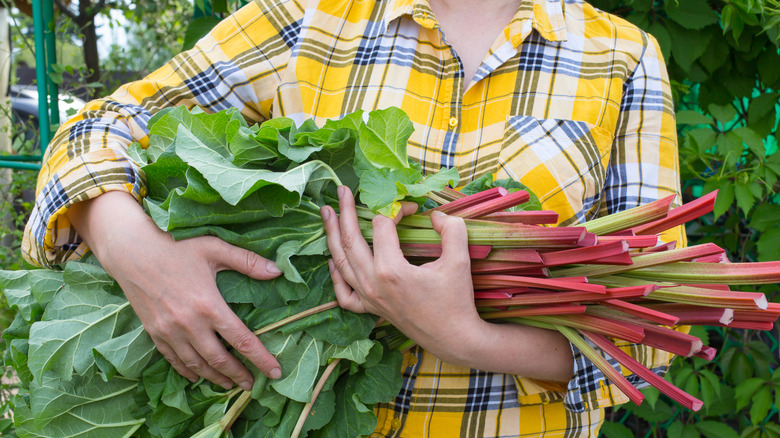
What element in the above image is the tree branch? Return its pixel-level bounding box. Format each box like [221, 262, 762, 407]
[53, 0, 78, 20]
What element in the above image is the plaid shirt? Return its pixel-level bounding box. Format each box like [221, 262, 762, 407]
[23, 0, 686, 436]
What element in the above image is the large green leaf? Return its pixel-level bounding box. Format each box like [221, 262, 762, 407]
[25, 374, 144, 437]
[28, 302, 133, 380]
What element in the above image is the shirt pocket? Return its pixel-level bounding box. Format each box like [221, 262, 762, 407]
[497, 116, 614, 226]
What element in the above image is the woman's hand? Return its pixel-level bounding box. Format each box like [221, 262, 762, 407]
[67, 191, 283, 391]
[320, 186, 484, 365]
[321, 186, 574, 381]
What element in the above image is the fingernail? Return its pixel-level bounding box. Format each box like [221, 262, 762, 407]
[321, 206, 330, 221]
[269, 367, 282, 379]
[266, 260, 281, 274]
[240, 381, 253, 391]
[221, 381, 233, 390]
[337, 186, 346, 199]
[432, 211, 446, 217]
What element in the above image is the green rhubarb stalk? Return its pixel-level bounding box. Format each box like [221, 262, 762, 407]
[620, 261, 780, 285]
[576, 195, 676, 235]
[556, 326, 645, 406]
[589, 276, 768, 310]
[220, 390, 253, 432]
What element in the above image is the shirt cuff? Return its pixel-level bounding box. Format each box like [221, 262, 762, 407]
[21, 149, 145, 267]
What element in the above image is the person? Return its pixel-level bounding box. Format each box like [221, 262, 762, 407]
[22, 0, 686, 435]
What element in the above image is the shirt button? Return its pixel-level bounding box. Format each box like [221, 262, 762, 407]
[448, 117, 458, 128]
[391, 418, 402, 429]
[408, 355, 417, 367]
[139, 187, 147, 197]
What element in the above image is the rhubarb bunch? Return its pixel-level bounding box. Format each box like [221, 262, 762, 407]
[373, 180, 779, 411]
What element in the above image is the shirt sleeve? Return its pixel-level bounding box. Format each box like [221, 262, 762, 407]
[21, 0, 300, 267]
[560, 32, 687, 413]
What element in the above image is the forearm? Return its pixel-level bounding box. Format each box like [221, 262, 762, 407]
[437, 318, 574, 383]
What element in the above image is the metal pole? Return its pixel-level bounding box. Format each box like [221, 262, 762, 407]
[31, 0, 51, 151]
[43, 0, 59, 131]
[0, 160, 42, 171]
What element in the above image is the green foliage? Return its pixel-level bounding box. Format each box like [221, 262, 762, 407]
[591, 0, 780, 436]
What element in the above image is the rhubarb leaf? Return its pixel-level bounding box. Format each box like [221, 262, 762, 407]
[93, 324, 158, 379]
[357, 107, 412, 170]
[24, 373, 144, 438]
[28, 302, 133, 380]
[271, 334, 322, 403]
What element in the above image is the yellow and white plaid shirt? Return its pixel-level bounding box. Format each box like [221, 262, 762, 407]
[23, 0, 686, 436]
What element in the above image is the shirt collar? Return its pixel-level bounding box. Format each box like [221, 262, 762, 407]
[386, 0, 568, 43]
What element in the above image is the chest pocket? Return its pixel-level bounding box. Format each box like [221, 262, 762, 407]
[497, 116, 614, 226]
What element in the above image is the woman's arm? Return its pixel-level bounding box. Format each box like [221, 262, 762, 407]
[66, 191, 283, 389]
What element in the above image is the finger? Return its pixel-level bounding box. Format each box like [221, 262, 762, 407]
[213, 306, 282, 383]
[335, 186, 375, 270]
[371, 213, 405, 266]
[328, 259, 366, 313]
[430, 211, 470, 266]
[173, 341, 235, 390]
[156, 339, 199, 383]
[208, 237, 283, 280]
[392, 202, 419, 225]
[321, 204, 359, 286]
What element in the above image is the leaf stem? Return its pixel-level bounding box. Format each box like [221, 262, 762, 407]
[290, 359, 343, 438]
[219, 390, 252, 432]
[253, 301, 340, 336]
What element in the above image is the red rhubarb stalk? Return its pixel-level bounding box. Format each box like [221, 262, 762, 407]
[477, 210, 559, 224]
[451, 190, 530, 218]
[538, 240, 630, 267]
[557, 327, 646, 406]
[551, 244, 732, 279]
[643, 303, 734, 325]
[485, 248, 543, 263]
[400, 243, 492, 259]
[479, 304, 587, 319]
[597, 235, 659, 248]
[582, 332, 703, 411]
[424, 187, 508, 215]
[472, 275, 605, 293]
[601, 299, 680, 325]
[630, 190, 718, 236]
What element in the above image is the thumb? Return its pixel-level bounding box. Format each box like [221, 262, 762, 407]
[208, 237, 283, 280]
